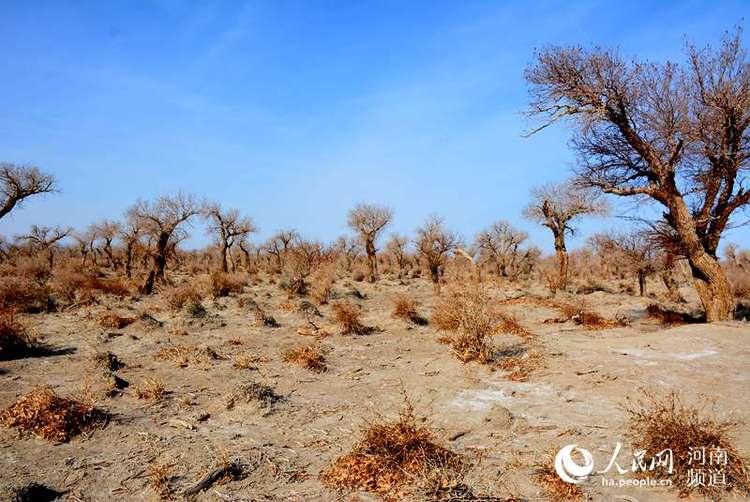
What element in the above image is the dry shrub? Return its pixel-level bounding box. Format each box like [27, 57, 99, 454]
[232, 352, 266, 369]
[283, 345, 326, 372]
[97, 312, 135, 329]
[149, 462, 173, 499]
[0, 276, 54, 313]
[0, 311, 39, 360]
[210, 272, 247, 298]
[626, 392, 750, 498]
[251, 305, 280, 328]
[493, 346, 543, 382]
[321, 401, 463, 500]
[332, 301, 372, 335]
[497, 313, 533, 337]
[92, 351, 125, 371]
[156, 345, 223, 367]
[504, 296, 626, 329]
[536, 450, 584, 501]
[552, 300, 628, 329]
[391, 295, 428, 326]
[310, 265, 335, 305]
[0, 386, 107, 442]
[163, 283, 203, 311]
[52, 271, 130, 304]
[224, 381, 282, 410]
[646, 304, 699, 325]
[434, 288, 497, 364]
[134, 378, 166, 401]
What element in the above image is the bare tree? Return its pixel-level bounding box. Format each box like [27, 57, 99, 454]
[415, 216, 457, 292]
[347, 203, 393, 282]
[119, 220, 142, 279]
[91, 220, 120, 270]
[204, 203, 256, 273]
[475, 220, 529, 279]
[71, 230, 94, 267]
[523, 181, 607, 290]
[0, 163, 57, 220]
[16, 225, 71, 269]
[525, 30, 750, 321]
[127, 192, 202, 294]
[265, 229, 299, 272]
[386, 233, 409, 278]
[592, 231, 658, 296]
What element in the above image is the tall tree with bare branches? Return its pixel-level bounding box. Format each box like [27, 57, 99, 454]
[16, 225, 71, 269]
[415, 215, 457, 292]
[119, 220, 142, 279]
[475, 220, 529, 279]
[386, 233, 409, 278]
[524, 181, 607, 290]
[127, 192, 202, 294]
[265, 229, 299, 272]
[204, 203, 256, 273]
[0, 163, 57, 220]
[347, 203, 393, 282]
[525, 29, 750, 321]
[91, 220, 120, 270]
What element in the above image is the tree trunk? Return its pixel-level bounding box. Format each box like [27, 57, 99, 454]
[669, 197, 733, 321]
[637, 270, 646, 296]
[688, 255, 733, 322]
[553, 231, 568, 291]
[365, 239, 377, 283]
[220, 243, 229, 273]
[125, 246, 133, 279]
[142, 233, 169, 294]
[429, 263, 441, 293]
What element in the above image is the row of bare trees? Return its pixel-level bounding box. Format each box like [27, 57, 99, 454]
[2, 26, 749, 320]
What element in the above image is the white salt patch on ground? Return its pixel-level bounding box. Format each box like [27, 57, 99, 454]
[672, 349, 718, 360]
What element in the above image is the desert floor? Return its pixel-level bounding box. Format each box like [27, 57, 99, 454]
[1, 275, 749, 501]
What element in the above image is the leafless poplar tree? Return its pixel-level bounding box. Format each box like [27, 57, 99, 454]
[386, 233, 409, 278]
[0, 163, 57, 220]
[525, 29, 750, 320]
[127, 192, 202, 294]
[523, 181, 607, 290]
[475, 220, 529, 279]
[204, 203, 256, 273]
[415, 215, 457, 292]
[16, 225, 71, 269]
[347, 203, 393, 282]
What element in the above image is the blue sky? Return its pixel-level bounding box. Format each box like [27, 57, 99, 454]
[1, 0, 749, 252]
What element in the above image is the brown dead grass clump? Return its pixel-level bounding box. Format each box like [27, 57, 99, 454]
[536, 451, 584, 501]
[310, 266, 335, 305]
[149, 462, 174, 499]
[97, 312, 135, 329]
[0, 277, 53, 313]
[391, 295, 428, 326]
[497, 313, 533, 337]
[283, 345, 327, 372]
[646, 304, 699, 325]
[134, 379, 166, 401]
[331, 301, 372, 335]
[494, 347, 544, 382]
[0, 387, 107, 442]
[321, 401, 463, 500]
[164, 284, 203, 311]
[434, 288, 497, 364]
[0, 311, 40, 360]
[626, 392, 750, 498]
[210, 272, 247, 298]
[156, 345, 224, 367]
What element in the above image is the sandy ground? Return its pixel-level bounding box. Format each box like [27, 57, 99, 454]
[1, 276, 749, 501]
